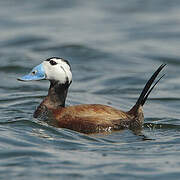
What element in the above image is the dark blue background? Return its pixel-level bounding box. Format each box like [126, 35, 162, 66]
[0, 1, 180, 179]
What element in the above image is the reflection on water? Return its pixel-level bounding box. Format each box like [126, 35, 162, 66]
[0, 0, 180, 179]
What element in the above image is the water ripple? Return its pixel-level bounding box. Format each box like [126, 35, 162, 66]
[1, 0, 180, 179]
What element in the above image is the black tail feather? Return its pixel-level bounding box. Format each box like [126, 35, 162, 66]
[141, 74, 165, 106]
[135, 64, 166, 108]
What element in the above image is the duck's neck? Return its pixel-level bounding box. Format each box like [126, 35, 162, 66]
[45, 80, 70, 108]
[33, 80, 70, 119]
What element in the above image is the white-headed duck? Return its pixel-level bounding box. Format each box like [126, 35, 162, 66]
[18, 57, 166, 134]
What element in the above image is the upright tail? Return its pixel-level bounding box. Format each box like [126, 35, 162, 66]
[128, 64, 166, 114]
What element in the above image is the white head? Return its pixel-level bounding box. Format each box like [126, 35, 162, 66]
[18, 57, 72, 85]
[43, 57, 72, 84]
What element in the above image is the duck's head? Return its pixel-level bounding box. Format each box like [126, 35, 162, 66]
[18, 57, 72, 85]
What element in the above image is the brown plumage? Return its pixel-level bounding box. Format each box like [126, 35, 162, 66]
[18, 57, 166, 134]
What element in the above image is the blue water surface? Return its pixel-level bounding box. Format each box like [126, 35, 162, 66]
[0, 1, 180, 179]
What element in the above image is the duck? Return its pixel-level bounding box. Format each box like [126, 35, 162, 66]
[18, 57, 166, 134]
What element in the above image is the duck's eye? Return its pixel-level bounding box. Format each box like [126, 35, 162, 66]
[32, 70, 37, 75]
[49, 60, 57, 66]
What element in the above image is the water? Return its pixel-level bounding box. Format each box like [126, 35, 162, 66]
[0, 0, 180, 179]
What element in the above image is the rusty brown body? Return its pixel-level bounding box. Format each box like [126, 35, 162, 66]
[35, 100, 144, 134]
[52, 105, 144, 133]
